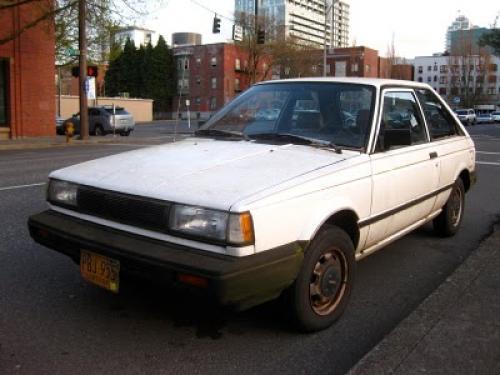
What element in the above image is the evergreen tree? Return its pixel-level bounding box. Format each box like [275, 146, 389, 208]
[120, 38, 139, 97]
[149, 35, 175, 113]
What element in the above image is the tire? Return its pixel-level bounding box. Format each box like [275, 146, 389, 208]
[288, 225, 355, 332]
[120, 130, 131, 136]
[94, 125, 105, 136]
[433, 178, 465, 237]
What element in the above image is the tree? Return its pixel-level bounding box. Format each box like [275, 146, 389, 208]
[234, 11, 322, 82]
[479, 29, 500, 55]
[1, 0, 161, 65]
[448, 29, 491, 108]
[104, 35, 175, 114]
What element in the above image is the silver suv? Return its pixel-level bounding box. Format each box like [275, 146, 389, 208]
[455, 108, 476, 125]
[61, 106, 135, 136]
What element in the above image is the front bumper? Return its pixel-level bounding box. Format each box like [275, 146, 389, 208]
[28, 210, 304, 310]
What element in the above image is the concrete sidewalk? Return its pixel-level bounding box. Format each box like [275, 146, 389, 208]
[350, 224, 500, 374]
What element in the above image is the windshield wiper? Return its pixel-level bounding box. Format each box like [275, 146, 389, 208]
[249, 133, 344, 153]
[248, 132, 316, 145]
[194, 128, 249, 140]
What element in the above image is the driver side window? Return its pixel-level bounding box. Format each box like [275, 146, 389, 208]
[376, 91, 428, 151]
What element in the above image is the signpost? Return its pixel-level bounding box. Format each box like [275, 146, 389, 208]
[186, 99, 191, 129]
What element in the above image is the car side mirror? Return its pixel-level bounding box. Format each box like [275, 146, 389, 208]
[384, 127, 412, 150]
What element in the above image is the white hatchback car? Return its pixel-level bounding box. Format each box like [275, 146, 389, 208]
[29, 78, 476, 332]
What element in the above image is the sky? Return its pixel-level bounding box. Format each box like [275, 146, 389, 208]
[139, 0, 499, 59]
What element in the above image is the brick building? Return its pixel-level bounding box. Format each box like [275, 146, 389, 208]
[325, 46, 413, 80]
[0, 1, 55, 139]
[173, 43, 271, 119]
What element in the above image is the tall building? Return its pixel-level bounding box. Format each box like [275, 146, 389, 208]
[234, 0, 350, 48]
[445, 14, 472, 52]
[114, 26, 157, 48]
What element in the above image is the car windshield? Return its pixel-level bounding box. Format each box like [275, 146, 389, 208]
[104, 108, 128, 115]
[455, 110, 467, 115]
[197, 82, 376, 150]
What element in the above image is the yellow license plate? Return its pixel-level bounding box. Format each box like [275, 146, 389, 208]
[80, 250, 120, 293]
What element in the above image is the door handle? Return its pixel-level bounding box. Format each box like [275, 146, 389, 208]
[429, 152, 438, 159]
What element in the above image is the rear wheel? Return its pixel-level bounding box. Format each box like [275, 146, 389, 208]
[288, 225, 355, 332]
[433, 178, 465, 237]
[120, 130, 131, 136]
[94, 125, 105, 136]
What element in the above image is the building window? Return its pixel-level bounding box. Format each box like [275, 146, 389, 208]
[433, 64, 438, 71]
[439, 76, 448, 84]
[488, 75, 496, 84]
[351, 63, 359, 72]
[418, 77, 423, 82]
[439, 65, 448, 73]
[418, 66, 423, 73]
[427, 76, 432, 82]
[439, 87, 447, 95]
[487, 87, 496, 95]
[211, 57, 217, 67]
[427, 66, 431, 72]
[0, 59, 7, 126]
[196, 57, 201, 64]
[235, 58, 241, 71]
[211, 77, 217, 89]
[195, 97, 201, 104]
[196, 77, 201, 85]
[235, 78, 241, 92]
[210, 97, 217, 110]
[433, 75, 438, 82]
[489, 64, 498, 72]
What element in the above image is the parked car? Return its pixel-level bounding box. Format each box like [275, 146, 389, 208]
[62, 106, 135, 136]
[491, 111, 500, 123]
[476, 113, 493, 124]
[29, 78, 476, 332]
[55, 116, 65, 134]
[455, 108, 476, 125]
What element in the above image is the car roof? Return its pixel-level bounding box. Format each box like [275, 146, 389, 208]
[255, 77, 432, 90]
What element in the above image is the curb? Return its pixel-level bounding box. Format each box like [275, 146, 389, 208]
[348, 224, 500, 374]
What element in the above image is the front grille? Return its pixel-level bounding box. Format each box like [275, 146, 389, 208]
[76, 186, 170, 232]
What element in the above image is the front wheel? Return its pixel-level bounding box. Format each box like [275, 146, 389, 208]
[433, 178, 465, 237]
[288, 225, 355, 332]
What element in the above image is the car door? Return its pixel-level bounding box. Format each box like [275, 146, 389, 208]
[364, 89, 440, 248]
[88, 108, 100, 132]
[415, 88, 474, 212]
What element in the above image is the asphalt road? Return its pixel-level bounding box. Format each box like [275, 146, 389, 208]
[1, 124, 499, 374]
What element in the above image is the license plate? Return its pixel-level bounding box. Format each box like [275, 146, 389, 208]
[80, 250, 120, 293]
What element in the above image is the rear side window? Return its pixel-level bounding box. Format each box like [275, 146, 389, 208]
[416, 89, 461, 140]
[104, 108, 129, 115]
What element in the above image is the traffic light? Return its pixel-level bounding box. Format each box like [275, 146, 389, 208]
[213, 15, 221, 34]
[71, 65, 98, 78]
[257, 29, 265, 44]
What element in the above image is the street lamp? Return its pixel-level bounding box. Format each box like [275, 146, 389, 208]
[323, 0, 338, 77]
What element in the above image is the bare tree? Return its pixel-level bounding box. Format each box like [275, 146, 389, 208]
[448, 29, 491, 108]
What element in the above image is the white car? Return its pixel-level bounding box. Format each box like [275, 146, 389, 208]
[29, 78, 476, 332]
[455, 108, 476, 125]
[491, 111, 500, 123]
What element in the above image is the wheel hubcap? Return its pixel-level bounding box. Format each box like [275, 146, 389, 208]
[450, 186, 463, 227]
[309, 248, 348, 316]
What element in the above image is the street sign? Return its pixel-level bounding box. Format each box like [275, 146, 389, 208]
[232, 24, 243, 42]
[65, 47, 79, 57]
[453, 96, 461, 104]
[86, 77, 96, 100]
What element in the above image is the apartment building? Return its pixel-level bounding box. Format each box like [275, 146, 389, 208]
[234, 0, 350, 48]
[172, 43, 271, 119]
[414, 55, 500, 107]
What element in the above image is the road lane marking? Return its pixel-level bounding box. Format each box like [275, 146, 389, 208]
[476, 151, 500, 155]
[0, 182, 46, 192]
[476, 161, 500, 166]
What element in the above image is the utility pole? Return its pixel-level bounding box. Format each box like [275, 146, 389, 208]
[323, 0, 335, 77]
[79, 0, 89, 140]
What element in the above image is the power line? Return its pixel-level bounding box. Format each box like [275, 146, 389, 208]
[189, 0, 235, 22]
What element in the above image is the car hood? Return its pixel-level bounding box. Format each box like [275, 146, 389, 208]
[50, 138, 354, 210]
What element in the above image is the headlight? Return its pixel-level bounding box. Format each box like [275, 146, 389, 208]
[47, 179, 78, 207]
[169, 204, 254, 246]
